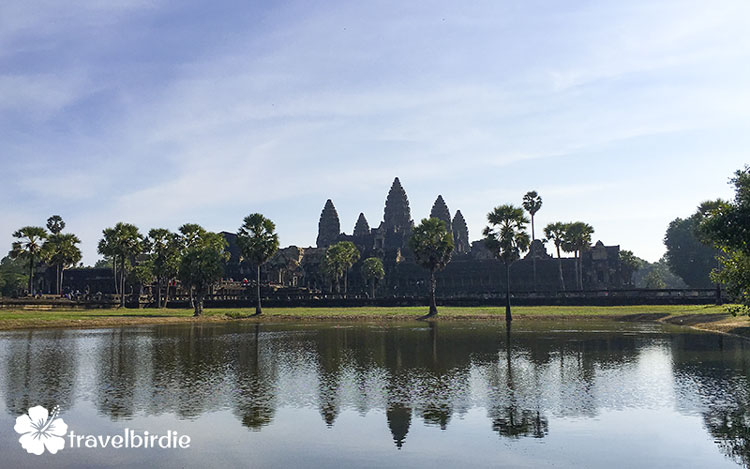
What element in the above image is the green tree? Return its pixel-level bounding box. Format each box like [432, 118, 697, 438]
[701, 166, 750, 314]
[409, 218, 453, 318]
[361, 257, 385, 298]
[562, 222, 594, 290]
[644, 270, 666, 289]
[9, 226, 48, 295]
[179, 231, 228, 316]
[543, 222, 568, 291]
[523, 191, 543, 293]
[483, 205, 530, 322]
[97, 223, 145, 307]
[46, 215, 65, 235]
[618, 250, 641, 287]
[0, 255, 28, 297]
[146, 228, 182, 308]
[237, 214, 280, 315]
[664, 203, 722, 288]
[42, 233, 82, 295]
[322, 241, 360, 295]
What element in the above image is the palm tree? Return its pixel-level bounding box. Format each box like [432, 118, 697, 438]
[10, 226, 48, 295]
[237, 214, 280, 315]
[97, 223, 145, 307]
[408, 218, 454, 318]
[361, 257, 385, 298]
[42, 233, 82, 295]
[562, 222, 594, 290]
[146, 228, 182, 308]
[46, 215, 65, 235]
[179, 233, 228, 316]
[543, 222, 569, 291]
[322, 241, 360, 295]
[483, 205, 530, 322]
[522, 191, 542, 291]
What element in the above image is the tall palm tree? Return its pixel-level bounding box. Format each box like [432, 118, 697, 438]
[483, 205, 530, 322]
[46, 215, 65, 235]
[562, 222, 594, 290]
[98, 223, 145, 307]
[42, 233, 82, 295]
[10, 226, 48, 295]
[146, 228, 182, 308]
[322, 241, 360, 296]
[544, 222, 569, 291]
[409, 218, 454, 318]
[522, 191, 543, 291]
[237, 214, 280, 315]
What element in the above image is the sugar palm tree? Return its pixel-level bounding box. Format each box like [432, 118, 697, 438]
[562, 222, 594, 290]
[322, 241, 360, 295]
[46, 215, 65, 235]
[10, 226, 48, 295]
[42, 233, 82, 295]
[361, 257, 385, 298]
[98, 223, 145, 307]
[409, 218, 454, 318]
[522, 191, 542, 291]
[543, 222, 569, 291]
[483, 205, 530, 322]
[146, 228, 182, 308]
[237, 214, 280, 315]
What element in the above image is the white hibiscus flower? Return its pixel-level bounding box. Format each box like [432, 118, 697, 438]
[14, 405, 68, 455]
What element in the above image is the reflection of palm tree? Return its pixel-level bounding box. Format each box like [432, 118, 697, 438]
[703, 408, 750, 467]
[234, 324, 276, 430]
[4, 331, 77, 416]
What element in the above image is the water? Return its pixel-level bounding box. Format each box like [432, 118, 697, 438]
[0, 320, 748, 468]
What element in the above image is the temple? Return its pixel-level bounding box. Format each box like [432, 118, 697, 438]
[231, 177, 630, 296]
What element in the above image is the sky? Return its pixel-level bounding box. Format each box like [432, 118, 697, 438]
[1, 0, 748, 264]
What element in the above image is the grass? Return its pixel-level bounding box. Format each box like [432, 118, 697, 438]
[0, 304, 744, 333]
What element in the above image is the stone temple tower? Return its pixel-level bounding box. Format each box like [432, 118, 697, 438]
[430, 195, 452, 233]
[316, 199, 340, 248]
[452, 210, 469, 254]
[353, 213, 370, 237]
[383, 177, 412, 233]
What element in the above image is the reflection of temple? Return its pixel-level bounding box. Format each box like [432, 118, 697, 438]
[224, 177, 628, 295]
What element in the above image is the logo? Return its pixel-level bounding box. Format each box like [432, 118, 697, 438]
[14, 405, 68, 455]
[12, 404, 192, 456]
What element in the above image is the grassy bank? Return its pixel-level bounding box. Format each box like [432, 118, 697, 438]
[0, 304, 747, 337]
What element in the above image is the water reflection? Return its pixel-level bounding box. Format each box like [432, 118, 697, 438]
[0, 320, 748, 466]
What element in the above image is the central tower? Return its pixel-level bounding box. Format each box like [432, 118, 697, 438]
[383, 177, 413, 233]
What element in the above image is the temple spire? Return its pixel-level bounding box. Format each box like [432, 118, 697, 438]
[383, 177, 412, 232]
[430, 195, 452, 233]
[353, 213, 370, 237]
[316, 199, 340, 248]
[452, 210, 469, 254]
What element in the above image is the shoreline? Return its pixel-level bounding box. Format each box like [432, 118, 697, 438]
[0, 305, 747, 338]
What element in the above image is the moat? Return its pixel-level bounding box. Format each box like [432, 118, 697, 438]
[0, 320, 748, 468]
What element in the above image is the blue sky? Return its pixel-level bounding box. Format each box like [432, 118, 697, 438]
[1, 0, 748, 263]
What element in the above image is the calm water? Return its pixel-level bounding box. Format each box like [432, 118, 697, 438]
[0, 320, 748, 468]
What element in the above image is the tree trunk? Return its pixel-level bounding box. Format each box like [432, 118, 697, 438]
[193, 292, 203, 316]
[505, 262, 512, 323]
[59, 268, 65, 296]
[156, 278, 162, 308]
[573, 252, 579, 291]
[255, 264, 262, 315]
[113, 258, 119, 295]
[28, 252, 34, 295]
[370, 279, 375, 299]
[556, 245, 565, 291]
[344, 270, 348, 296]
[120, 257, 126, 307]
[164, 280, 171, 308]
[427, 269, 438, 317]
[56, 264, 61, 295]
